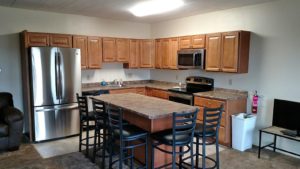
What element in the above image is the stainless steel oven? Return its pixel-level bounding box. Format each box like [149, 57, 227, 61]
[169, 92, 193, 105]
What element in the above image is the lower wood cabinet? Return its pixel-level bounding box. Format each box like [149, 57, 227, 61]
[194, 96, 247, 146]
[146, 88, 169, 100]
[109, 87, 168, 100]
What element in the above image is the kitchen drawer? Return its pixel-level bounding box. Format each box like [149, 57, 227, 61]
[197, 107, 226, 127]
[194, 97, 226, 109]
[109, 88, 136, 94]
[151, 89, 169, 100]
[136, 87, 146, 95]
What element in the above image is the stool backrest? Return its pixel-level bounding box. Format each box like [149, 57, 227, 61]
[172, 109, 198, 146]
[202, 105, 224, 137]
[76, 93, 89, 117]
[92, 99, 108, 126]
[107, 105, 124, 140]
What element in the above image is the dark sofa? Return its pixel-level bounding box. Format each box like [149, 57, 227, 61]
[0, 92, 23, 151]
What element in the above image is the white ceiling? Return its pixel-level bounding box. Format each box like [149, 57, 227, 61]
[0, 0, 276, 23]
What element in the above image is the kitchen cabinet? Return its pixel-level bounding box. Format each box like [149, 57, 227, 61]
[103, 37, 116, 62]
[49, 34, 72, 48]
[109, 87, 146, 95]
[87, 37, 102, 69]
[205, 31, 250, 73]
[128, 39, 140, 68]
[73, 36, 88, 69]
[168, 38, 179, 69]
[116, 38, 130, 62]
[179, 34, 205, 49]
[155, 39, 162, 69]
[161, 39, 170, 69]
[147, 88, 169, 100]
[205, 33, 222, 71]
[26, 32, 49, 47]
[140, 39, 155, 68]
[194, 96, 247, 146]
[136, 87, 146, 95]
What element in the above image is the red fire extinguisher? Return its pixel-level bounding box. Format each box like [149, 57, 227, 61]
[252, 91, 258, 114]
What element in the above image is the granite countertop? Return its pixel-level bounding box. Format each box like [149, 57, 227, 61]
[82, 80, 178, 92]
[91, 93, 197, 119]
[193, 88, 248, 100]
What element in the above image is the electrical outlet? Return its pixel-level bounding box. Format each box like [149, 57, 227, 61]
[228, 79, 233, 85]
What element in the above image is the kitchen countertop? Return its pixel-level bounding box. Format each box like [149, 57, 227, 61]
[91, 93, 197, 120]
[82, 81, 178, 92]
[193, 88, 248, 100]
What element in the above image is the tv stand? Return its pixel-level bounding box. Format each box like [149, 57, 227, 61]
[258, 126, 300, 158]
[281, 129, 298, 137]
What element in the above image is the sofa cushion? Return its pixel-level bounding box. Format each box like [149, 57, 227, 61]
[0, 92, 14, 110]
[0, 123, 8, 137]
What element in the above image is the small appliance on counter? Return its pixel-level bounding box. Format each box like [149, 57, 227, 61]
[168, 76, 214, 105]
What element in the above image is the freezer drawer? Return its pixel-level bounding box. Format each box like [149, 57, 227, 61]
[33, 103, 80, 142]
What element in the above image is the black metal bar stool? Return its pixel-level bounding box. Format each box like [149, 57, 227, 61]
[76, 93, 96, 158]
[151, 109, 198, 169]
[107, 104, 148, 169]
[91, 99, 110, 168]
[194, 105, 224, 169]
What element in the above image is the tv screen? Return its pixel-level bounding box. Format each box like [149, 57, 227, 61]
[272, 99, 300, 132]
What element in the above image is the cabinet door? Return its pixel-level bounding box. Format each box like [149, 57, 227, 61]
[103, 37, 116, 62]
[116, 38, 130, 62]
[205, 33, 222, 71]
[179, 36, 192, 49]
[26, 32, 49, 47]
[161, 39, 169, 69]
[73, 36, 88, 69]
[129, 39, 140, 68]
[192, 35, 205, 48]
[49, 34, 72, 48]
[155, 39, 162, 69]
[87, 37, 102, 69]
[221, 32, 239, 72]
[169, 38, 179, 69]
[140, 40, 154, 68]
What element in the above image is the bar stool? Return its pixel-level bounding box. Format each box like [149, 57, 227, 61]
[194, 105, 224, 169]
[151, 109, 198, 169]
[91, 99, 110, 168]
[107, 104, 148, 169]
[76, 93, 96, 158]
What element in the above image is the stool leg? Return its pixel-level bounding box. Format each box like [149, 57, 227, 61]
[172, 145, 176, 168]
[145, 137, 148, 169]
[92, 128, 97, 163]
[119, 141, 123, 169]
[202, 136, 206, 169]
[196, 136, 199, 168]
[109, 138, 113, 169]
[151, 144, 155, 169]
[190, 142, 194, 169]
[216, 139, 220, 169]
[102, 128, 106, 169]
[79, 120, 83, 152]
[179, 146, 183, 169]
[86, 121, 90, 157]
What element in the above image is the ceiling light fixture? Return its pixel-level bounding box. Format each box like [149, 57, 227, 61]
[129, 0, 184, 17]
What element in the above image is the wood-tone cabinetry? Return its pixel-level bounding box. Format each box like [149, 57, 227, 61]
[205, 31, 250, 73]
[25, 32, 72, 48]
[179, 34, 205, 49]
[116, 38, 129, 62]
[140, 40, 155, 68]
[146, 88, 169, 100]
[73, 36, 102, 69]
[128, 39, 140, 68]
[194, 96, 247, 146]
[102, 37, 116, 62]
[161, 39, 169, 69]
[155, 39, 162, 69]
[168, 38, 179, 69]
[109, 87, 146, 95]
[103, 37, 130, 63]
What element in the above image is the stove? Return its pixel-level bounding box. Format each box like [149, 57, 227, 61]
[168, 76, 214, 105]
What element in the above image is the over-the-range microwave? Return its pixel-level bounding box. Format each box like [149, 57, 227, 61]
[177, 49, 205, 69]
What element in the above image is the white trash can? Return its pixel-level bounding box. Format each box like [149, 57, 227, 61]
[232, 113, 257, 151]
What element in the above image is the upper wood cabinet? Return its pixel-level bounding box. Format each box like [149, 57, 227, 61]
[168, 38, 179, 69]
[161, 39, 170, 69]
[102, 37, 116, 62]
[140, 40, 155, 68]
[49, 34, 72, 48]
[155, 39, 162, 69]
[87, 37, 102, 69]
[26, 32, 49, 47]
[73, 36, 88, 69]
[205, 31, 250, 73]
[179, 34, 205, 49]
[205, 33, 222, 71]
[116, 38, 129, 62]
[128, 39, 140, 68]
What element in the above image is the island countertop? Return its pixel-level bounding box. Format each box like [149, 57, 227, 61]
[91, 93, 197, 120]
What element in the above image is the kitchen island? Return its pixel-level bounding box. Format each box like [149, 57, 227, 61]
[91, 93, 197, 167]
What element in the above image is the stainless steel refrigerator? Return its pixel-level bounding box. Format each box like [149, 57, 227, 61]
[30, 47, 81, 142]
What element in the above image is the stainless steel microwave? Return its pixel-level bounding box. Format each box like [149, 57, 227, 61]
[177, 49, 205, 69]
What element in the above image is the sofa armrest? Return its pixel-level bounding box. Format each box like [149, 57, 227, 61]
[1, 107, 23, 124]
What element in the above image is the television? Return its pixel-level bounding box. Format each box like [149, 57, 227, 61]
[272, 99, 300, 136]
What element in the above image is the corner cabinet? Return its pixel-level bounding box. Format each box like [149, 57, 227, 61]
[194, 96, 247, 147]
[205, 31, 250, 73]
[140, 40, 155, 68]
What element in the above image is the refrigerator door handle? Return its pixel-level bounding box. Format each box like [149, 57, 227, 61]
[35, 104, 78, 112]
[55, 52, 60, 100]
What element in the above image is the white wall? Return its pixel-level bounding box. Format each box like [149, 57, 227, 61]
[0, 6, 151, 110]
[151, 0, 300, 154]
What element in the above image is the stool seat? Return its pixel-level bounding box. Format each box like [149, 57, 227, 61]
[81, 111, 96, 121]
[152, 129, 191, 146]
[113, 125, 147, 140]
[194, 123, 216, 137]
